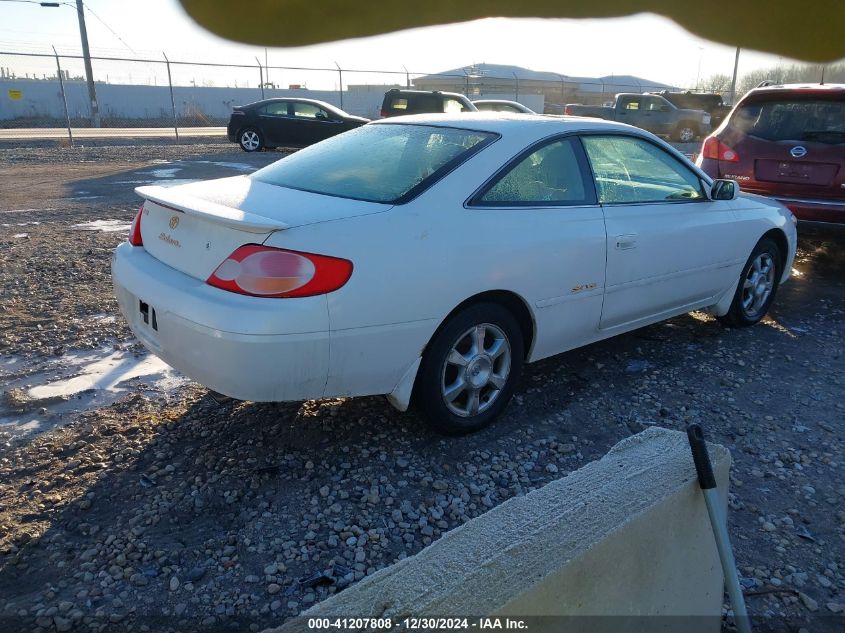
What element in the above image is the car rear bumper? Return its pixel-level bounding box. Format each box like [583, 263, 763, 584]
[774, 196, 845, 224]
[112, 242, 330, 402]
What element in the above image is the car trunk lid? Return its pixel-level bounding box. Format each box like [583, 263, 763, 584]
[135, 176, 390, 281]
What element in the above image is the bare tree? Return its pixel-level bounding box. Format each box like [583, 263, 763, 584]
[701, 73, 732, 93]
[735, 61, 845, 98]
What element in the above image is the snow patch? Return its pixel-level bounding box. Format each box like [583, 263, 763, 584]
[1, 347, 189, 436]
[74, 219, 132, 232]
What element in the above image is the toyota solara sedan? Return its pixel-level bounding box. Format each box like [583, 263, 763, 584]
[113, 114, 797, 434]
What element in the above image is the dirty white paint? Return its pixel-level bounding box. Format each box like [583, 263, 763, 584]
[12, 233, 28, 238]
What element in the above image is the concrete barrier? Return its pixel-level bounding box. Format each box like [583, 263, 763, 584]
[269, 427, 731, 633]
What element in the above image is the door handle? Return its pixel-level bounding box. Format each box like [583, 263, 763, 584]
[615, 234, 637, 250]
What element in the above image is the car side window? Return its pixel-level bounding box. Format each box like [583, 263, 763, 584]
[476, 138, 593, 206]
[621, 97, 640, 111]
[644, 97, 665, 111]
[581, 135, 705, 204]
[292, 103, 328, 119]
[443, 98, 466, 113]
[260, 102, 290, 116]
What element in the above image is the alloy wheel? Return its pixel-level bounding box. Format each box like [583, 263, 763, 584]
[440, 323, 511, 418]
[240, 130, 260, 151]
[741, 252, 775, 318]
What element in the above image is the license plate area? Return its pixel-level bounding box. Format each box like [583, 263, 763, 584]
[139, 299, 158, 331]
[755, 159, 838, 186]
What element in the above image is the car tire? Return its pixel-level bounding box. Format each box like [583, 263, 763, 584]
[415, 302, 524, 435]
[674, 122, 698, 143]
[717, 238, 782, 328]
[239, 128, 263, 152]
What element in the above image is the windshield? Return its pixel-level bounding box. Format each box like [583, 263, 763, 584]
[733, 98, 845, 144]
[251, 124, 496, 203]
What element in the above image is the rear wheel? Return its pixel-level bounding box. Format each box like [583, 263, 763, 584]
[239, 128, 263, 152]
[718, 238, 782, 327]
[416, 303, 524, 435]
[674, 122, 698, 142]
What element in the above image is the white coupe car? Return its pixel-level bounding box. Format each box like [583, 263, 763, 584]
[113, 113, 797, 434]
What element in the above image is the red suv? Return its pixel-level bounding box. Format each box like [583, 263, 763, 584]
[697, 84, 845, 223]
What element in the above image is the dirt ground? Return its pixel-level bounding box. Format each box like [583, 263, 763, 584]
[0, 141, 843, 632]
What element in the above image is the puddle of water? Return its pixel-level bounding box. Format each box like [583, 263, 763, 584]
[152, 178, 200, 187]
[112, 178, 200, 188]
[74, 219, 132, 232]
[149, 167, 181, 179]
[1, 347, 189, 436]
[194, 161, 255, 172]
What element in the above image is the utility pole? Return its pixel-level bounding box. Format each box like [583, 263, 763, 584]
[729, 47, 741, 105]
[75, 0, 99, 126]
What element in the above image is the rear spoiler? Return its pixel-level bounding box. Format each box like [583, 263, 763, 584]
[136, 185, 288, 234]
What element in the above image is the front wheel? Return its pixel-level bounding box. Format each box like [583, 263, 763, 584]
[239, 128, 263, 152]
[415, 303, 524, 435]
[718, 238, 782, 327]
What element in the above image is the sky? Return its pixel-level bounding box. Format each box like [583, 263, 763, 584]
[0, 0, 810, 90]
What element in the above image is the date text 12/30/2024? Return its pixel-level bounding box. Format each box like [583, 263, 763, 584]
[307, 617, 529, 630]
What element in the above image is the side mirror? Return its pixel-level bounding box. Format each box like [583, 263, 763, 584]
[711, 179, 739, 201]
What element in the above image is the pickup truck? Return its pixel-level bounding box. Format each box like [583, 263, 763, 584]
[564, 93, 712, 142]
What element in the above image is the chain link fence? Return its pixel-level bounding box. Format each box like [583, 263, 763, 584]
[0, 50, 697, 145]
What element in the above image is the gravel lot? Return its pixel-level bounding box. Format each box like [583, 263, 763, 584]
[0, 141, 843, 632]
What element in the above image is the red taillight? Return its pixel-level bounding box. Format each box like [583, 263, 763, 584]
[564, 106, 573, 115]
[129, 206, 143, 246]
[379, 108, 388, 118]
[207, 245, 353, 298]
[701, 137, 739, 162]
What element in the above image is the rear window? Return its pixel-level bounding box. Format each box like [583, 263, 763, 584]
[251, 124, 496, 203]
[732, 98, 845, 144]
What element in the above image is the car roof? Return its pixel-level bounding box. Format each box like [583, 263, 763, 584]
[369, 112, 650, 141]
[745, 83, 845, 97]
[386, 89, 468, 99]
[247, 97, 345, 112]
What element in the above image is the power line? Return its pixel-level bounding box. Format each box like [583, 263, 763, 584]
[78, 0, 139, 57]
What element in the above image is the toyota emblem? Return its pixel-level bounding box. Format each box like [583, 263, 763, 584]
[790, 146, 807, 158]
[169, 215, 180, 229]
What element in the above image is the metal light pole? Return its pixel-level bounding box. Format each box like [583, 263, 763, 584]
[695, 46, 704, 91]
[729, 47, 741, 105]
[74, 0, 99, 126]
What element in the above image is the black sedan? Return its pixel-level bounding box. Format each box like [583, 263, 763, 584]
[226, 98, 369, 152]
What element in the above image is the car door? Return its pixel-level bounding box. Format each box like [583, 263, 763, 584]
[641, 96, 672, 135]
[256, 101, 292, 145]
[289, 101, 345, 145]
[616, 95, 646, 130]
[580, 133, 741, 330]
[467, 136, 607, 358]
